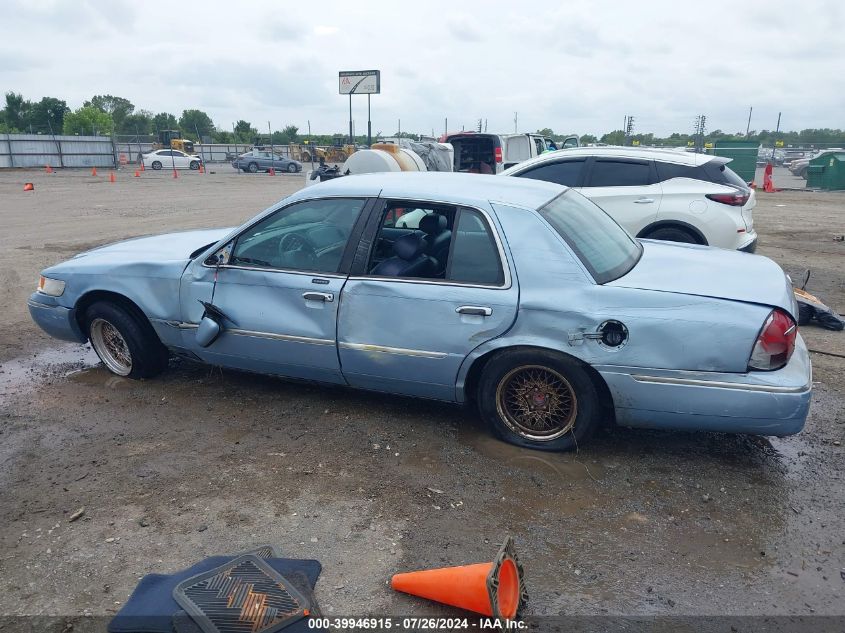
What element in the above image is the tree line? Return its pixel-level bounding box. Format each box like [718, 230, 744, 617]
[3, 92, 844, 147]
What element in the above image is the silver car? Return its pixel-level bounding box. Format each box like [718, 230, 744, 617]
[28, 173, 811, 451]
[232, 149, 302, 173]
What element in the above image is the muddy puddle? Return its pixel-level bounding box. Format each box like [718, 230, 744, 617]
[0, 343, 97, 404]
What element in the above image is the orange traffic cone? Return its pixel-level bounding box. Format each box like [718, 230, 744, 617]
[140, 162, 145, 171]
[763, 163, 776, 192]
[23, 182, 34, 191]
[198, 164, 204, 174]
[134, 169, 141, 178]
[391, 537, 527, 620]
[91, 167, 98, 177]
[172, 169, 179, 179]
[45, 164, 53, 174]
[269, 167, 275, 176]
[109, 172, 116, 183]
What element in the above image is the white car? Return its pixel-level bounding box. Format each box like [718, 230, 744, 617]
[141, 149, 203, 171]
[503, 147, 757, 252]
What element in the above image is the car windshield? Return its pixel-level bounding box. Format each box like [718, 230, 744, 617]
[538, 190, 642, 284]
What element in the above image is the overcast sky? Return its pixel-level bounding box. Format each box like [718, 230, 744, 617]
[2, 0, 842, 137]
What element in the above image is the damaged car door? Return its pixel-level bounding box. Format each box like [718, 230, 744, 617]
[179, 197, 370, 383]
[337, 199, 518, 401]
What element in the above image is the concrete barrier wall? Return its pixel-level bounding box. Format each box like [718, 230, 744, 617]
[2, 134, 319, 168]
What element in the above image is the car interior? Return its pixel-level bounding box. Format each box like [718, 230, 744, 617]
[367, 203, 504, 286]
[229, 199, 363, 272]
[369, 204, 455, 278]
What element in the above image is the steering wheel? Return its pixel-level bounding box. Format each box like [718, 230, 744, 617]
[278, 232, 318, 269]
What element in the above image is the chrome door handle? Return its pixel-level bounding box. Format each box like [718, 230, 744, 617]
[456, 305, 492, 317]
[633, 198, 654, 204]
[302, 292, 334, 302]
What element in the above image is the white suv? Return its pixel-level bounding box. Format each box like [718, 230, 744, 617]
[502, 147, 757, 251]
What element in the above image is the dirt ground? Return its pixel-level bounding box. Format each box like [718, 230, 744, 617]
[0, 166, 843, 625]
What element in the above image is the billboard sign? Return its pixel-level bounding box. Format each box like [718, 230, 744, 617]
[339, 70, 380, 95]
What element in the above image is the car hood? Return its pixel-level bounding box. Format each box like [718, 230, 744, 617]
[608, 240, 795, 317]
[72, 228, 233, 263]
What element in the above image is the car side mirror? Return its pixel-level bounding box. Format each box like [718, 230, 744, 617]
[203, 241, 233, 267]
[195, 316, 221, 347]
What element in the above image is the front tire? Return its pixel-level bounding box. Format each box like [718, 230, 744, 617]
[189, 160, 199, 170]
[151, 160, 162, 170]
[248, 162, 259, 173]
[85, 301, 168, 379]
[643, 226, 699, 244]
[477, 350, 600, 451]
[287, 163, 298, 173]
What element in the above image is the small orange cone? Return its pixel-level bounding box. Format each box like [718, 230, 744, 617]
[109, 172, 116, 183]
[91, 167, 98, 177]
[140, 162, 145, 171]
[45, 164, 53, 174]
[172, 169, 179, 179]
[23, 182, 34, 191]
[134, 169, 141, 178]
[198, 164, 204, 174]
[391, 537, 527, 619]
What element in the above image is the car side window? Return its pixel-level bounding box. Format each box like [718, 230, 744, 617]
[447, 208, 504, 286]
[588, 160, 651, 187]
[230, 198, 365, 273]
[159, 150, 172, 156]
[655, 161, 700, 181]
[518, 159, 586, 187]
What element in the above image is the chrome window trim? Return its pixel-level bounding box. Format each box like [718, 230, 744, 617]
[201, 262, 347, 278]
[339, 341, 447, 359]
[631, 374, 811, 394]
[360, 201, 512, 289]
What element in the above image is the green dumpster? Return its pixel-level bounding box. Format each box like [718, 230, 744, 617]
[707, 140, 759, 184]
[805, 152, 845, 190]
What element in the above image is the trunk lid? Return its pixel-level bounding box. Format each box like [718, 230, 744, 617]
[608, 240, 795, 317]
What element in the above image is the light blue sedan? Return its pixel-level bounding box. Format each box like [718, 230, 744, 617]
[28, 173, 811, 451]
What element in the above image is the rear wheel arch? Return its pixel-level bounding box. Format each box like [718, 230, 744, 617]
[637, 220, 707, 245]
[463, 344, 615, 423]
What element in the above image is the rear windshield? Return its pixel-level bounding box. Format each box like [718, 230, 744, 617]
[538, 190, 642, 284]
[656, 159, 749, 190]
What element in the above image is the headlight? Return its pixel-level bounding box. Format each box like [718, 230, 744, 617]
[37, 276, 66, 296]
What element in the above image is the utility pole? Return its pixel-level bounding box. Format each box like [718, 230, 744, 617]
[268, 121, 273, 164]
[367, 94, 372, 147]
[514, 112, 518, 133]
[693, 114, 707, 153]
[746, 106, 753, 136]
[624, 115, 635, 145]
[770, 112, 782, 165]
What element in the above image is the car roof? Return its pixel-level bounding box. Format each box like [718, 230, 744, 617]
[288, 171, 565, 209]
[506, 146, 725, 173]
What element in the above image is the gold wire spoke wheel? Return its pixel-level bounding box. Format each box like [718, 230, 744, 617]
[89, 318, 133, 376]
[495, 365, 578, 441]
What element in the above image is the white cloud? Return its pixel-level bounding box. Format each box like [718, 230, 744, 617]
[0, 0, 841, 136]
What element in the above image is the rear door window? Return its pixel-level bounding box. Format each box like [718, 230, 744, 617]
[587, 160, 651, 187]
[447, 208, 504, 286]
[517, 159, 586, 187]
[655, 161, 702, 181]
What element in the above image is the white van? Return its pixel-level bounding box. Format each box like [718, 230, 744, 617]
[445, 132, 579, 173]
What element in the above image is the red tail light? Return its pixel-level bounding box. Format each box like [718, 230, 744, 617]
[706, 191, 750, 207]
[494, 147, 503, 163]
[748, 309, 797, 371]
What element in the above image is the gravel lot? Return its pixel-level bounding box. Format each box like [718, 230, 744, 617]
[0, 166, 843, 623]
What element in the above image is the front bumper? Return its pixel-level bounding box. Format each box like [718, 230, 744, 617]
[28, 294, 87, 343]
[599, 335, 812, 436]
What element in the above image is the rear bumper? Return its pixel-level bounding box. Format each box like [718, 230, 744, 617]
[599, 335, 812, 436]
[28, 294, 87, 343]
[738, 233, 758, 252]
